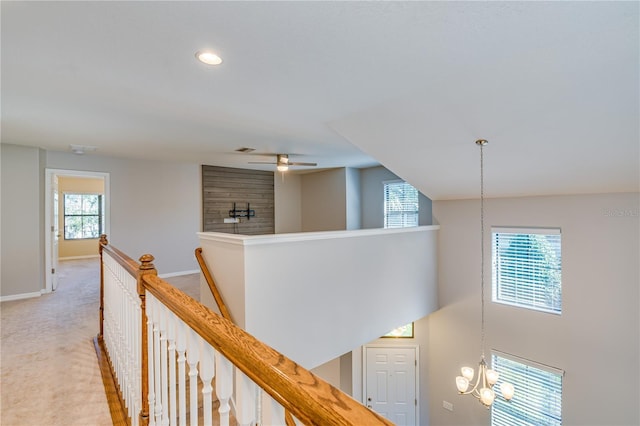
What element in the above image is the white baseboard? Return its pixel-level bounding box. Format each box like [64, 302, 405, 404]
[59, 255, 100, 261]
[158, 269, 200, 279]
[0, 291, 43, 302]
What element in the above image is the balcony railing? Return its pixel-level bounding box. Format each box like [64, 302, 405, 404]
[96, 235, 393, 426]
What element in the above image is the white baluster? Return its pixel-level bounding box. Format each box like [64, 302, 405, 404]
[186, 328, 200, 426]
[215, 353, 233, 426]
[126, 276, 134, 423]
[198, 336, 215, 426]
[159, 303, 170, 426]
[234, 369, 257, 426]
[175, 320, 187, 426]
[147, 294, 156, 426]
[261, 392, 287, 426]
[133, 281, 141, 426]
[152, 298, 163, 426]
[167, 310, 177, 426]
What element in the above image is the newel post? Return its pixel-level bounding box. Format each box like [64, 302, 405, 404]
[98, 234, 109, 340]
[137, 254, 157, 426]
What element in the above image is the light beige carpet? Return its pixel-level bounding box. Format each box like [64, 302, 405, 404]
[1, 258, 200, 426]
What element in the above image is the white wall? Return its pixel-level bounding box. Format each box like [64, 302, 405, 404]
[45, 151, 200, 275]
[428, 193, 639, 425]
[199, 226, 439, 370]
[274, 173, 302, 233]
[1, 144, 44, 298]
[301, 169, 346, 232]
[345, 167, 361, 230]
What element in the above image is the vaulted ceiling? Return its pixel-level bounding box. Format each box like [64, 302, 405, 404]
[2, 1, 637, 199]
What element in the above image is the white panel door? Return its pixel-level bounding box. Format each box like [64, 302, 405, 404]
[365, 346, 417, 425]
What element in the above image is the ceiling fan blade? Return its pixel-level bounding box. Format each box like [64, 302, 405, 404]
[288, 162, 317, 166]
[248, 161, 277, 164]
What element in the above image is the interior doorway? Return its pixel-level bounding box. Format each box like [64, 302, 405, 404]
[363, 345, 419, 425]
[45, 168, 110, 293]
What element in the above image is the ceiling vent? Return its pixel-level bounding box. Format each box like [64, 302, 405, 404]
[235, 147, 256, 153]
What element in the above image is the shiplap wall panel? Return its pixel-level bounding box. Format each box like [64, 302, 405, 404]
[202, 165, 274, 235]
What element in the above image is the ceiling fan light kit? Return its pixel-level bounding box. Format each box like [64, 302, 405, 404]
[247, 153, 317, 171]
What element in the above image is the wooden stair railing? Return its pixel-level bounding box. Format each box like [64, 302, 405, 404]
[194, 247, 232, 322]
[97, 235, 393, 426]
[197, 246, 302, 424]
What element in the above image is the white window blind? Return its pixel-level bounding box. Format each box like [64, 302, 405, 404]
[492, 227, 562, 314]
[491, 352, 563, 426]
[384, 181, 419, 228]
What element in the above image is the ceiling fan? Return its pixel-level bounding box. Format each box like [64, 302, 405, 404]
[249, 154, 317, 172]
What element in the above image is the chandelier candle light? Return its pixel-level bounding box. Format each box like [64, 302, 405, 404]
[455, 139, 515, 408]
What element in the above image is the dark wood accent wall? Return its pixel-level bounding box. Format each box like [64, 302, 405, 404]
[202, 165, 274, 235]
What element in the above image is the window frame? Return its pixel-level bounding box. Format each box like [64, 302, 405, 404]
[491, 227, 562, 315]
[491, 351, 563, 426]
[383, 180, 419, 229]
[63, 192, 103, 240]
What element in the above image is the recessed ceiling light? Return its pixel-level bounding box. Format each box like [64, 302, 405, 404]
[196, 50, 223, 65]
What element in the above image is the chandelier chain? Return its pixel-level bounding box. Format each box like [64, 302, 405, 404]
[480, 142, 485, 359]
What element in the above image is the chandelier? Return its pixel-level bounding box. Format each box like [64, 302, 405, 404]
[455, 139, 515, 407]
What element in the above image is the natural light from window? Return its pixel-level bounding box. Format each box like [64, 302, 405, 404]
[492, 227, 562, 314]
[384, 180, 419, 229]
[491, 352, 563, 426]
[64, 193, 103, 239]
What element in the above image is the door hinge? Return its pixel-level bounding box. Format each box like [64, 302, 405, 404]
[51, 226, 54, 232]
[51, 268, 55, 274]
[415, 399, 417, 406]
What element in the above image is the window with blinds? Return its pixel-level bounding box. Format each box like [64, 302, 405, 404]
[492, 227, 562, 314]
[383, 181, 419, 228]
[491, 353, 563, 426]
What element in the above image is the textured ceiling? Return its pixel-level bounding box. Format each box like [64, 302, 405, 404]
[1, 1, 638, 199]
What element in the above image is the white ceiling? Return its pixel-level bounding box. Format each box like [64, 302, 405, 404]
[2, 1, 638, 200]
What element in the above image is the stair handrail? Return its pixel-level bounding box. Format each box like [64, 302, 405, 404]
[142, 273, 392, 425]
[98, 236, 393, 426]
[194, 247, 233, 322]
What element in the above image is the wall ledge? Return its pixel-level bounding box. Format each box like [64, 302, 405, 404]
[198, 225, 439, 246]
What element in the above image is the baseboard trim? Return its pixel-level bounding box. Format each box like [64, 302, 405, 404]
[0, 291, 42, 302]
[59, 255, 100, 260]
[159, 269, 200, 279]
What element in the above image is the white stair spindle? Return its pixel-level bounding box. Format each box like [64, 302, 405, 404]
[147, 294, 156, 426]
[159, 303, 170, 426]
[175, 320, 187, 426]
[186, 328, 200, 426]
[198, 336, 215, 426]
[152, 297, 163, 426]
[167, 311, 178, 426]
[215, 353, 233, 426]
[260, 392, 287, 426]
[235, 370, 257, 426]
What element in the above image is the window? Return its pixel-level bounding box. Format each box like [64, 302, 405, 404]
[384, 181, 419, 228]
[64, 193, 103, 239]
[492, 227, 562, 314]
[382, 322, 414, 338]
[491, 353, 563, 426]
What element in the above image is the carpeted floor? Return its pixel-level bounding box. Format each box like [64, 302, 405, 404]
[0, 258, 200, 426]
